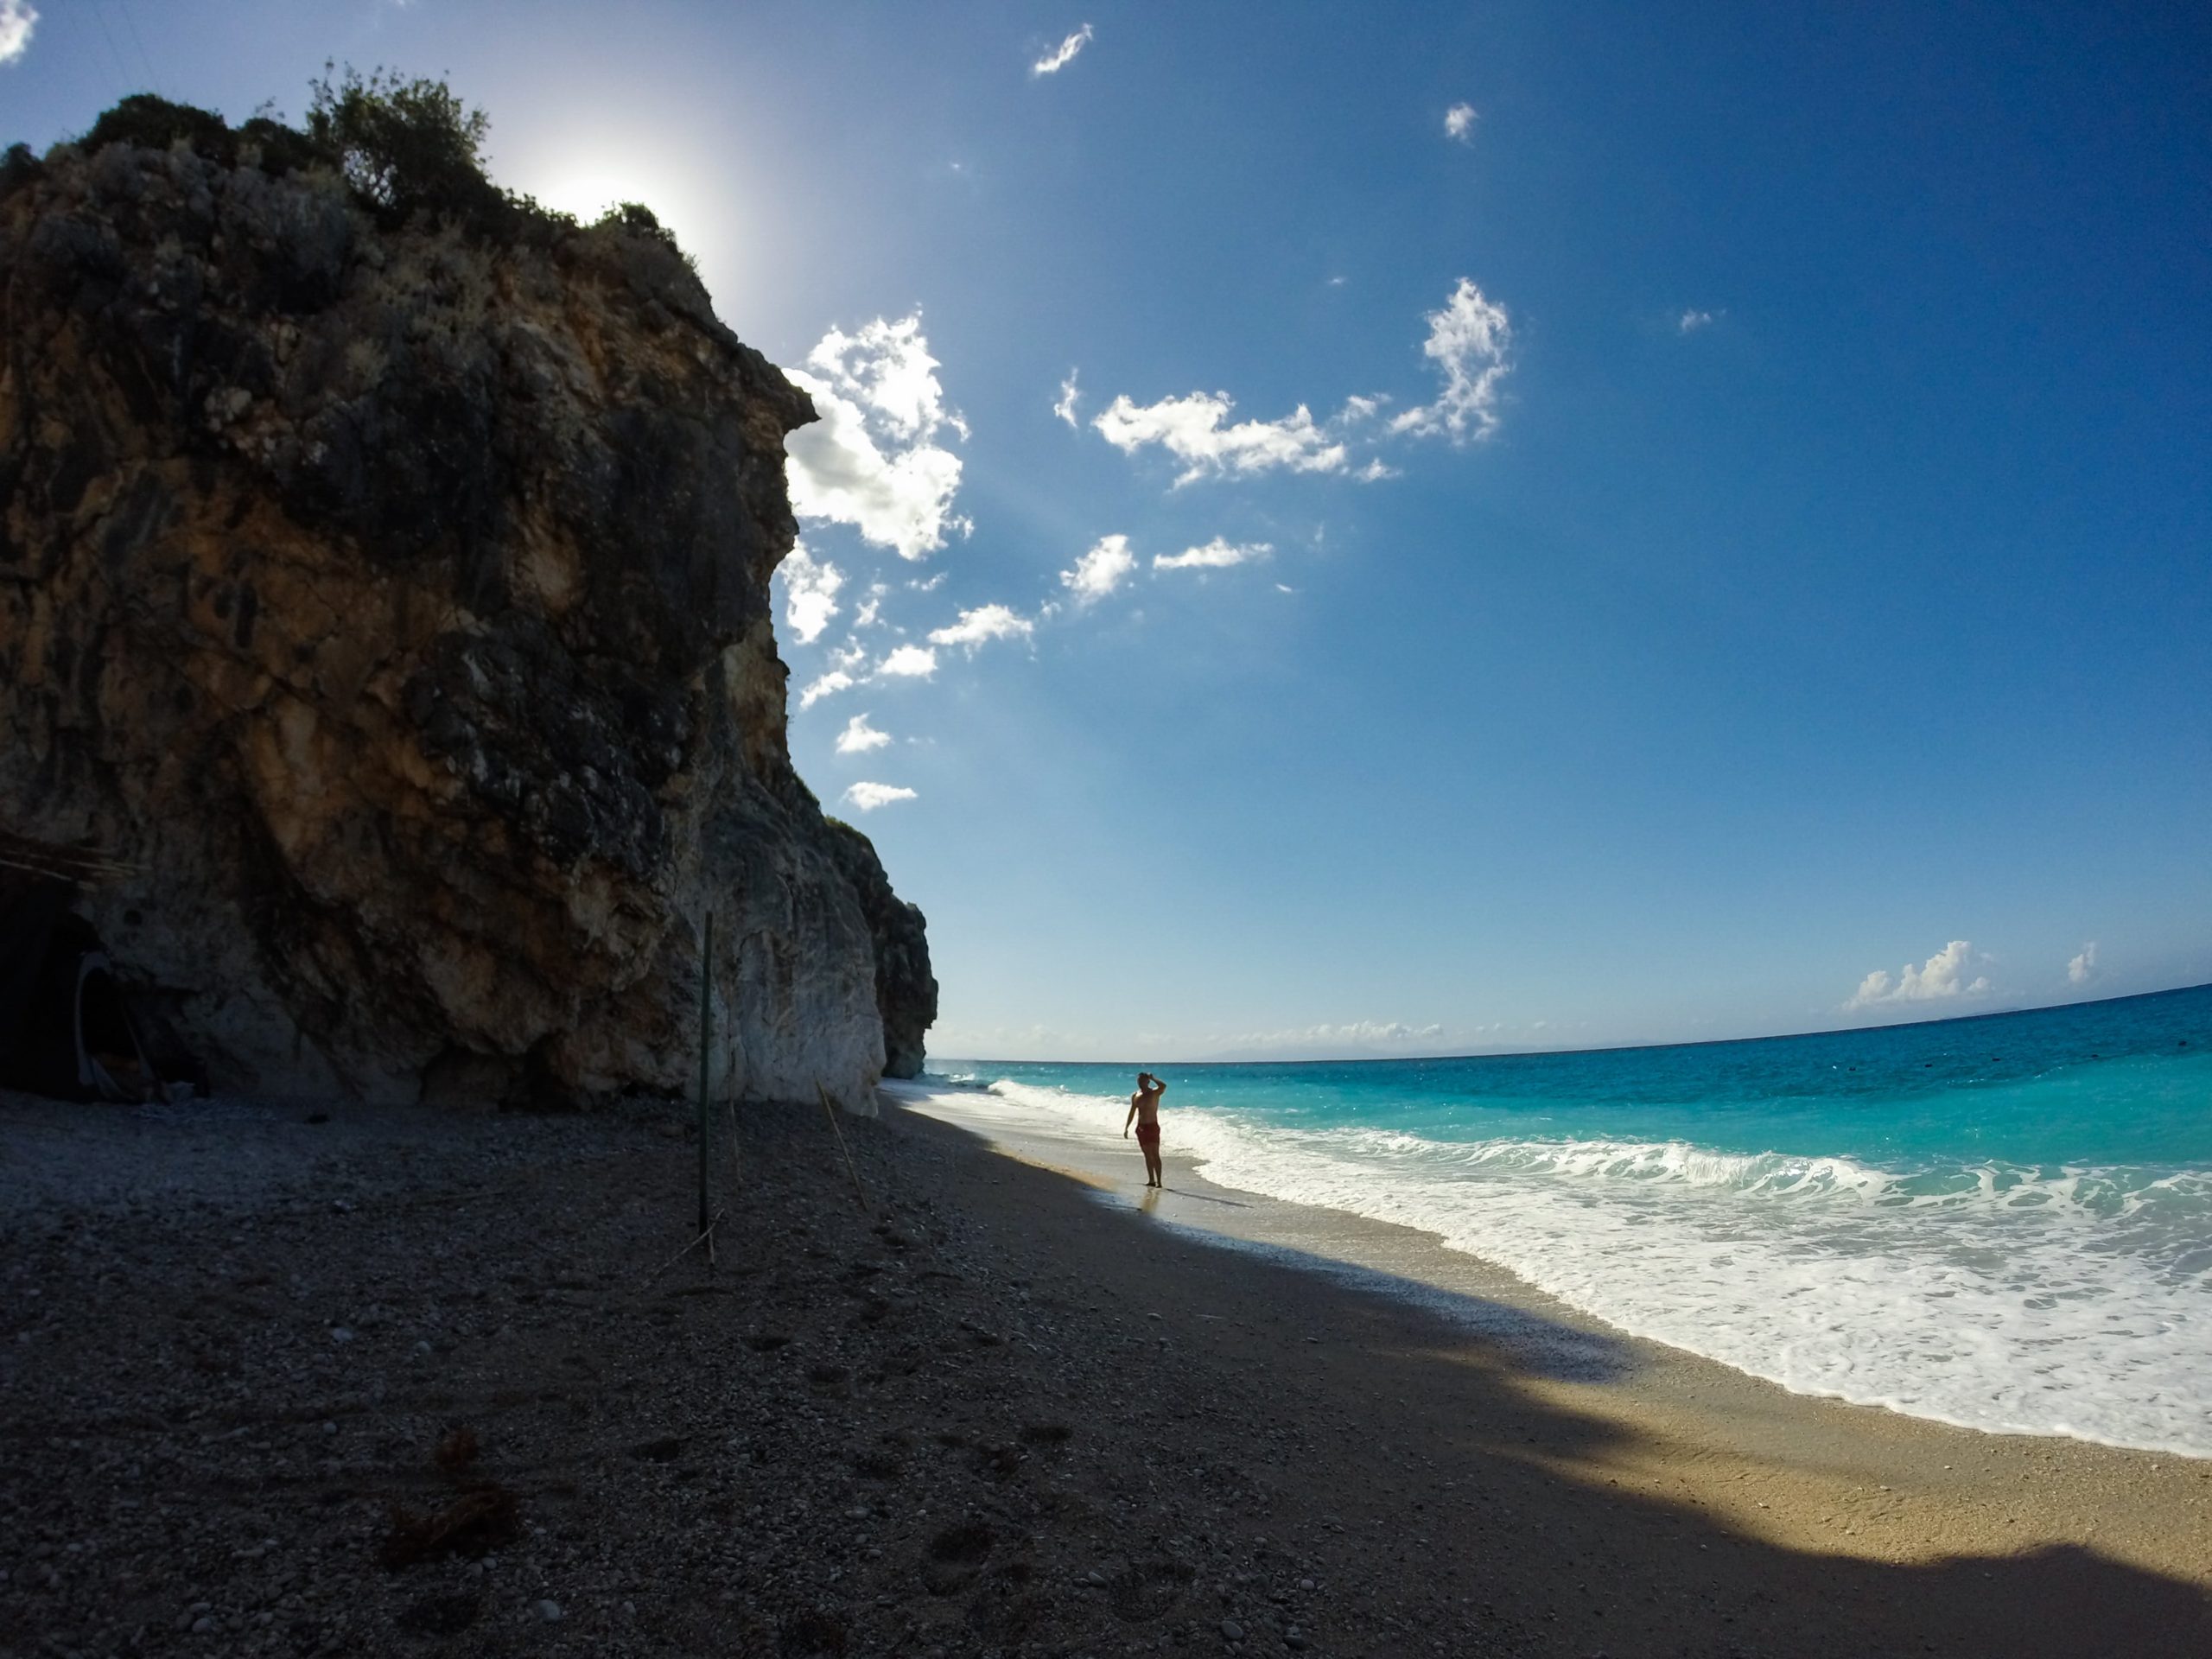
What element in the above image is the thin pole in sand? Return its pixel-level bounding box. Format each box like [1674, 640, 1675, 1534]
[817, 1082, 870, 1213]
[696, 910, 715, 1266]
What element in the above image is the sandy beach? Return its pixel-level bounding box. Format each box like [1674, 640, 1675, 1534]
[2, 1083, 2207, 1658]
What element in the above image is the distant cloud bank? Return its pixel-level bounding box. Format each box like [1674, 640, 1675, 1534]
[1846, 939, 1991, 1010]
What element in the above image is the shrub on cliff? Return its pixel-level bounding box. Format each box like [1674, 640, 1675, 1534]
[53, 73, 707, 270]
[304, 65, 499, 225]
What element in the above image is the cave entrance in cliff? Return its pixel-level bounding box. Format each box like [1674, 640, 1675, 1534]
[0, 836, 205, 1104]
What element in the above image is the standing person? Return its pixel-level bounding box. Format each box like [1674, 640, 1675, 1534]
[1124, 1071, 1167, 1188]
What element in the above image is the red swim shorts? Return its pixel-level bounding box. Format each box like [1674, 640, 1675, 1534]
[1135, 1122, 1160, 1147]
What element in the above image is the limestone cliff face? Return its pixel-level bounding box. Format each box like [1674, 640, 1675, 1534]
[0, 134, 933, 1106]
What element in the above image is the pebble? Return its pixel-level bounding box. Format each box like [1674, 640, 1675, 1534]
[537, 1599, 563, 1622]
[328, 1327, 354, 1344]
[1220, 1618, 1245, 1642]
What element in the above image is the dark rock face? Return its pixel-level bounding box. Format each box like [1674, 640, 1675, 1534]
[0, 135, 933, 1105]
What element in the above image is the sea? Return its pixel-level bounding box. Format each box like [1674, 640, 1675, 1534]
[930, 984, 2212, 1459]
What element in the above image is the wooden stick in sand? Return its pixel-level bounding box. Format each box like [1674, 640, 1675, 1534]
[645, 1209, 728, 1287]
[817, 1082, 870, 1213]
[696, 911, 714, 1249]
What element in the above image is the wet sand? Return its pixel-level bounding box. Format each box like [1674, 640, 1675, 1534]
[892, 1081, 2212, 1654]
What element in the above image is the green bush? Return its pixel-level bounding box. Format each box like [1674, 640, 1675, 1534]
[54, 71, 697, 267]
[82, 93, 235, 160]
[304, 64, 495, 222]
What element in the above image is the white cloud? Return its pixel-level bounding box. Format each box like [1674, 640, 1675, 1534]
[908, 572, 946, 593]
[1845, 940, 1992, 1010]
[785, 314, 970, 561]
[1060, 533, 1135, 604]
[0, 1, 35, 65]
[1053, 370, 1082, 429]
[1389, 277, 1514, 443]
[928, 603, 1034, 652]
[1094, 276, 1514, 486]
[1444, 103, 1477, 143]
[876, 644, 938, 678]
[777, 543, 842, 645]
[845, 781, 918, 812]
[1092, 391, 1349, 485]
[1154, 537, 1271, 571]
[798, 669, 855, 709]
[2068, 942, 2100, 987]
[853, 583, 887, 629]
[1677, 308, 1718, 334]
[798, 642, 867, 709]
[1032, 22, 1093, 76]
[836, 713, 893, 754]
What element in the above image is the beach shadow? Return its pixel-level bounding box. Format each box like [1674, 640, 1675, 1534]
[880, 1100, 2212, 1659]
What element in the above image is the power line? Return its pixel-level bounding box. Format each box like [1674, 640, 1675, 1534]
[83, 0, 136, 91]
[111, 0, 162, 95]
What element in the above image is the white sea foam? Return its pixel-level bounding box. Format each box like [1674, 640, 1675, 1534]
[929, 1077, 2212, 1457]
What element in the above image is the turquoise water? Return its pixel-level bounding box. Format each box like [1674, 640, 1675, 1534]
[931, 985, 2212, 1454]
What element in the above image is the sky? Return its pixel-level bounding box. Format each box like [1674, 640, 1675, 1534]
[7, 2, 2210, 1061]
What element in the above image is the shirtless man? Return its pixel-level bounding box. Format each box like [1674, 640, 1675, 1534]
[1123, 1071, 1167, 1188]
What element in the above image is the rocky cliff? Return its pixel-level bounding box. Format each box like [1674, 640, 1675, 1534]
[0, 106, 935, 1107]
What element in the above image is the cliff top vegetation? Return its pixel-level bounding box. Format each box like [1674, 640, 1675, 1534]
[2, 67, 689, 262]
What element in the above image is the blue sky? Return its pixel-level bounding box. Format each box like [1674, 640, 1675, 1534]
[9, 2, 2209, 1059]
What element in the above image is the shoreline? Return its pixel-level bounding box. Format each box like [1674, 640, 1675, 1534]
[902, 1073, 2212, 1461]
[889, 1080, 2212, 1585]
[3, 1084, 2208, 1656]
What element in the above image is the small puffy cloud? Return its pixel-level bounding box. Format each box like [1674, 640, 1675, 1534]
[1032, 22, 1093, 76]
[845, 781, 917, 812]
[1390, 277, 1514, 443]
[928, 603, 1034, 652]
[798, 669, 855, 709]
[1093, 391, 1348, 485]
[1154, 537, 1271, 571]
[853, 583, 887, 629]
[1053, 370, 1082, 429]
[2068, 942, 2100, 986]
[1845, 940, 1991, 1010]
[1677, 308, 1719, 334]
[1444, 102, 1477, 143]
[799, 642, 866, 708]
[777, 543, 842, 645]
[876, 644, 938, 678]
[836, 713, 893, 754]
[1060, 533, 1135, 604]
[0, 1, 35, 66]
[785, 315, 970, 561]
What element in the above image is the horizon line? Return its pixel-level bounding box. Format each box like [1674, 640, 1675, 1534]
[932, 978, 2212, 1072]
